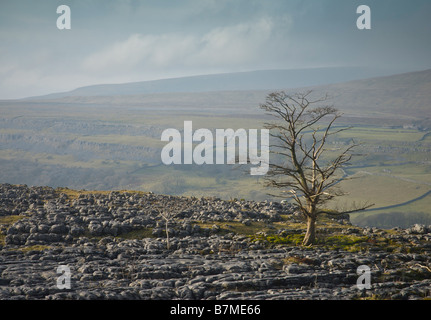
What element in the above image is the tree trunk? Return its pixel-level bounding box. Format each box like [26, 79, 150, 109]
[302, 215, 316, 246]
[165, 219, 170, 250]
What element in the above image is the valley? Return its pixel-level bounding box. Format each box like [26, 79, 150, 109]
[0, 69, 430, 229]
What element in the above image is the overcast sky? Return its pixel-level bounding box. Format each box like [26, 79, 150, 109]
[0, 0, 430, 99]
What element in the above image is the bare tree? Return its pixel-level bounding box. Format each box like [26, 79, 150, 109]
[260, 91, 372, 246]
[155, 200, 190, 250]
[157, 209, 175, 250]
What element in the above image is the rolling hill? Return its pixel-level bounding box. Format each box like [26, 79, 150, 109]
[27, 66, 401, 99]
[22, 68, 431, 125]
[308, 68, 431, 121]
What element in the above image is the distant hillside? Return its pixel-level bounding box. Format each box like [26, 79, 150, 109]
[22, 68, 431, 124]
[305, 68, 431, 121]
[27, 67, 398, 99]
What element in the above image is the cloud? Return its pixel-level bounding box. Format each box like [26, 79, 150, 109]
[81, 16, 284, 77]
[1, 14, 291, 98]
[194, 17, 275, 66]
[82, 33, 196, 72]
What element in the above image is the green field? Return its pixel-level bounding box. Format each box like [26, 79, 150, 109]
[324, 125, 431, 227]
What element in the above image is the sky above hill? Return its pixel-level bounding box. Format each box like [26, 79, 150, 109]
[0, 0, 430, 99]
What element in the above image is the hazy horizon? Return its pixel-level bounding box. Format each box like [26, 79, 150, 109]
[1, 0, 431, 99]
[18, 66, 429, 101]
